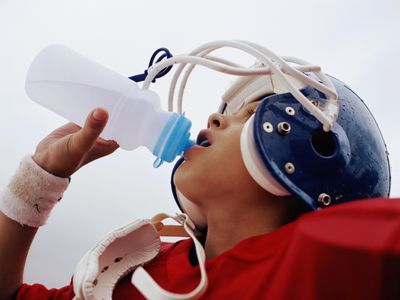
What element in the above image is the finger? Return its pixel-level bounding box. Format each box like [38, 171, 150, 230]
[59, 122, 81, 132]
[70, 108, 109, 153]
[81, 140, 119, 166]
[92, 139, 119, 156]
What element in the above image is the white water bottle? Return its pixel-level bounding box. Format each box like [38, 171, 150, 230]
[25, 45, 194, 167]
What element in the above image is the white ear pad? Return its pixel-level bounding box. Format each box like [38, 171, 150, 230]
[240, 115, 290, 196]
[176, 189, 208, 229]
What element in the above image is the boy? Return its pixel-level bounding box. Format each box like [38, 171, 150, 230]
[0, 41, 399, 299]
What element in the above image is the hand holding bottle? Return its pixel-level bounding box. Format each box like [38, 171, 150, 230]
[33, 108, 119, 178]
[26, 45, 194, 168]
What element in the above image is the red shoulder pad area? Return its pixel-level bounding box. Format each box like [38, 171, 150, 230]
[297, 198, 400, 253]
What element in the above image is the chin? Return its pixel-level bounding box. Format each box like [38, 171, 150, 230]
[174, 161, 207, 204]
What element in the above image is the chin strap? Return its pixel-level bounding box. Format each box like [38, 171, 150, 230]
[131, 213, 209, 300]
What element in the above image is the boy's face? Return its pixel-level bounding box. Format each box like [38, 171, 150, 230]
[174, 101, 262, 207]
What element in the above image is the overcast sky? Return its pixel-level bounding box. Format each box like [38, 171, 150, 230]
[1, 0, 399, 288]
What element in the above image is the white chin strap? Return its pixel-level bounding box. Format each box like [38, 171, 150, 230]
[240, 115, 290, 196]
[73, 213, 207, 300]
[132, 214, 208, 300]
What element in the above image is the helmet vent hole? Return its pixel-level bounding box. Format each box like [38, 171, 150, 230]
[311, 129, 337, 157]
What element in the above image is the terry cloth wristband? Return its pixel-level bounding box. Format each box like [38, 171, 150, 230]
[0, 156, 70, 227]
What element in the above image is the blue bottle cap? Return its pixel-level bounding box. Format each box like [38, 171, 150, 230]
[152, 112, 195, 168]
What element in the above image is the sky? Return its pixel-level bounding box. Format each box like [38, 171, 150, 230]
[1, 0, 399, 288]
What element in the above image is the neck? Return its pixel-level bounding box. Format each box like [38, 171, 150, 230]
[202, 191, 289, 260]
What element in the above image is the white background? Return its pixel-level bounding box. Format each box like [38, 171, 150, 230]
[1, 0, 399, 288]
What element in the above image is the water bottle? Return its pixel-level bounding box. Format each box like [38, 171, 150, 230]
[25, 45, 195, 167]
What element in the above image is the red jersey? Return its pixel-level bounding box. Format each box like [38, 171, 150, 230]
[17, 198, 400, 299]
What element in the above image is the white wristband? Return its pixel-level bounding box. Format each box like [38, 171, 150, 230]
[0, 156, 70, 227]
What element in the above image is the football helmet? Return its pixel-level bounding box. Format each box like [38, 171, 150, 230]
[140, 40, 391, 228]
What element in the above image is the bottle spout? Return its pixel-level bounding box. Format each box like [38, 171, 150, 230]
[183, 139, 196, 151]
[152, 112, 194, 168]
[153, 138, 194, 168]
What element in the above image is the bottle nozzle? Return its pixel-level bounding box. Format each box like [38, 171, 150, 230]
[152, 112, 194, 168]
[184, 139, 196, 151]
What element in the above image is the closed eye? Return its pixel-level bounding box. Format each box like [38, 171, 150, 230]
[237, 101, 260, 120]
[246, 108, 256, 116]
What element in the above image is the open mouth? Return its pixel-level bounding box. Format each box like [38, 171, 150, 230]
[196, 131, 212, 147]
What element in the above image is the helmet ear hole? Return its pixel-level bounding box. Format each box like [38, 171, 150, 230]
[311, 129, 337, 158]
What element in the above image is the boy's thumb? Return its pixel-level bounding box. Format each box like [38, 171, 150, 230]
[72, 108, 109, 153]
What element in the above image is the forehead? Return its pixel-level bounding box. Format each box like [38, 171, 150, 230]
[222, 98, 263, 116]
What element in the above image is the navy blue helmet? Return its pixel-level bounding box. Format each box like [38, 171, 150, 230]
[165, 41, 391, 228]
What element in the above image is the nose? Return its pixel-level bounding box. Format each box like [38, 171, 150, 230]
[207, 112, 227, 129]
